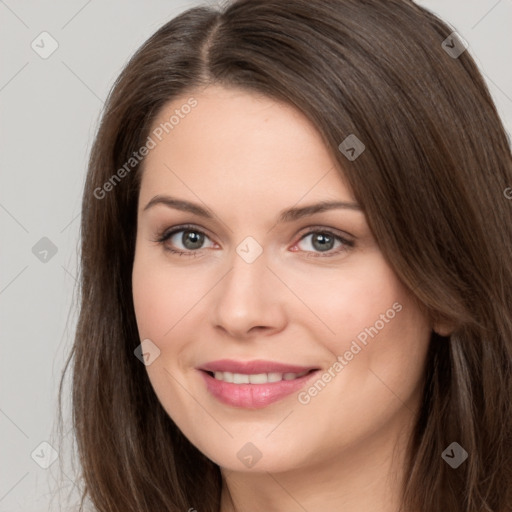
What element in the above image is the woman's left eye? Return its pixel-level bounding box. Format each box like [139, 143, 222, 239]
[154, 225, 354, 258]
[294, 230, 354, 257]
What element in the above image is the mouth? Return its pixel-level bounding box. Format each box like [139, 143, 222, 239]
[196, 360, 320, 409]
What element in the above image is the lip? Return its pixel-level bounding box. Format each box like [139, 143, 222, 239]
[197, 359, 320, 409]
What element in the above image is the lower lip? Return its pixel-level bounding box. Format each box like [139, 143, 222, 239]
[198, 370, 319, 409]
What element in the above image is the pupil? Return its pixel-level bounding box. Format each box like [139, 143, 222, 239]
[183, 230, 204, 250]
[312, 233, 333, 252]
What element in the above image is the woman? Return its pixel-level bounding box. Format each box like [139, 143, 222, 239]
[59, 0, 512, 510]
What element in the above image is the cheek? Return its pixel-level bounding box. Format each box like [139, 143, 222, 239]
[132, 250, 211, 371]
[131, 253, 200, 425]
[132, 262, 170, 340]
[131, 247, 190, 349]
[291, 252, 406, 344]
[326, 280, 431, 407]
[296, 252, 431, 386]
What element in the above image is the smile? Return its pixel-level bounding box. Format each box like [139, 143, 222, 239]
[197, 359, 319, 409]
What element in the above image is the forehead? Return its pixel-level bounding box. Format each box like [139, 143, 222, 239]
[139, 85, 355, 210]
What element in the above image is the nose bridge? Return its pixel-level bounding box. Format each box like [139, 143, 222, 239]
[221, 245, 268, 311]
[212, 240, 285, 336]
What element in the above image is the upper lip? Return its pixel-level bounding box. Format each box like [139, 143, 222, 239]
[198, 359, 319, 374]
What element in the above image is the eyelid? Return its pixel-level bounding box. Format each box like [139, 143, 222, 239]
[296, 224, 354, 241]
[155, 223, 354, 241]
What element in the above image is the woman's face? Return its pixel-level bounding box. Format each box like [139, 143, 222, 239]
[132, 84, 433, 473]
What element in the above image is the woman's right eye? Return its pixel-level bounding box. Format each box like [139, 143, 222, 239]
[156, 225, 215, 256]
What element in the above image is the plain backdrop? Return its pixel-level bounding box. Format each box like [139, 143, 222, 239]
[1, 1, 511, 510]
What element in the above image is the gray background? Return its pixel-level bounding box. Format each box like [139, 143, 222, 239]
[1, 1, 511, 510]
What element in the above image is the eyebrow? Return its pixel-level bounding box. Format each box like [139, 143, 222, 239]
[143, 195, 362, 223]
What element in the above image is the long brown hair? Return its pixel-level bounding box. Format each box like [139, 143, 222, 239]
[58, 0, 512, 510]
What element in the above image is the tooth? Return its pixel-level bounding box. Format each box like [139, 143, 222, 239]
[211, 370, 309, 383]
[233, 373, 250, 384]
[249, 373, 268, 384]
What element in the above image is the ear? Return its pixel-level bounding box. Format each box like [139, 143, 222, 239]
[432, 317, 456, 337]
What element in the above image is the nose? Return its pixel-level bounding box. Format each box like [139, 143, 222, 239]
[211, 249, 287, 340]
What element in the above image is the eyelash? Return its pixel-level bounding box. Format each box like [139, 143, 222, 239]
[153, 223, 355, 259]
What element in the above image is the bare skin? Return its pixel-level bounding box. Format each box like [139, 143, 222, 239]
[132, 85, 449, 512]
